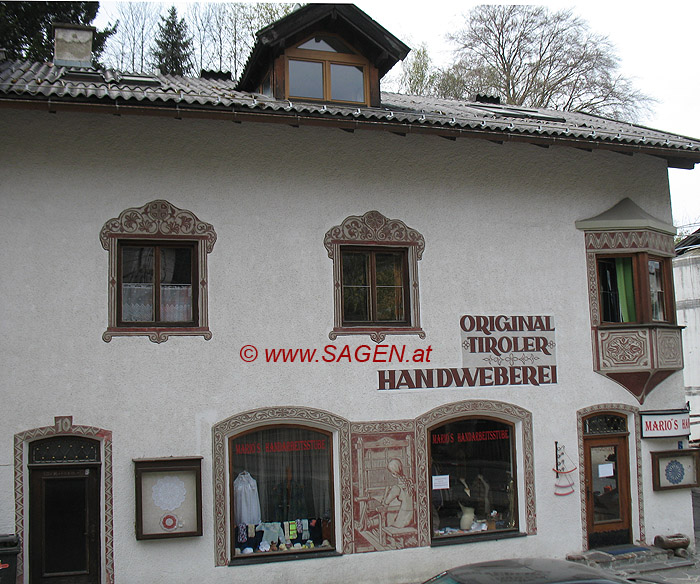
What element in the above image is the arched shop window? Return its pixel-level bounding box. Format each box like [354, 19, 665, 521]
[229, 426, 334, 558]
[429, 418, 517, 540]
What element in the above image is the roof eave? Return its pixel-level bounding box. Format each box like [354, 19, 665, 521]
[1, 94, 697, 169]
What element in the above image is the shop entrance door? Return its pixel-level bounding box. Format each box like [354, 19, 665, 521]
[28, 437, 101, 584]
[583, 428, 632, 548]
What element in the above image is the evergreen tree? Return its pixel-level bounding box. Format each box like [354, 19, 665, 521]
[151, 6, 194, 76]
[0, 1, 116, 64]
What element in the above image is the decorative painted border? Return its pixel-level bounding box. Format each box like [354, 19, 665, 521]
[100, 200, 217, 343]
[211, 407, 352, 565]
[324, 211, 425, 343]
[583, 230, 675, 256]
[349, 421, 418, 553]
[576, 404, 643, 550]
[415, 401, 536, 547]
[99, 200, 217, 253]
[14, 416, 114, 584]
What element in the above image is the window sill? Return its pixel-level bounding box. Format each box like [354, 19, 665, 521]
[103, 326, 212, 343]
[597, 322, 681, 329]
[431, 529, 525, 547]
[329, 326, 425, 343]
[229, 549, 340, 565]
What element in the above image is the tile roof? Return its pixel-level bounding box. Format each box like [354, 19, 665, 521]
[676, 227, 700, 256]
[3, 58, 700, 168]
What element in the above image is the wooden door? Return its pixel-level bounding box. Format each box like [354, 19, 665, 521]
[29, 466, 101, 584]
[584, 434, 632, 548]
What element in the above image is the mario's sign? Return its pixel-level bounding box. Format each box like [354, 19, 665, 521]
[641, 409, 691, 438]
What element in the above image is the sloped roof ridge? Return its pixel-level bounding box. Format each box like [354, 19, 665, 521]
[2, 57, 700, 165]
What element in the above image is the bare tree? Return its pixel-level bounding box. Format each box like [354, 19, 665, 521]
[102, 2, 299, 79]
[398, 44, 436, 96]
[441, 5, 653, 121]
[187, 3, 214, 74]
[104, 2, 161, 72]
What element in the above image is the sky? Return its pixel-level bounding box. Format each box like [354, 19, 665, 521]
[96, 1, 700, 232]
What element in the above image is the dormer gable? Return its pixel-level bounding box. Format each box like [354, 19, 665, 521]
[236, 3, 410, 107]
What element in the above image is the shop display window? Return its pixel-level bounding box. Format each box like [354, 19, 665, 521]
[429, 418, 517, 540]
[229, 426, 334, 557]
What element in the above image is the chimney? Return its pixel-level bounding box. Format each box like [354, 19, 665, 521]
[52, 23, 95, 68]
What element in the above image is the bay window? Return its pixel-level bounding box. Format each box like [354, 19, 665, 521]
[597, 254, 672, 325]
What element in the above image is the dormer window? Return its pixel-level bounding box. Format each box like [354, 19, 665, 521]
[236, 4, 410, 109]
[286, 35, 369, 104]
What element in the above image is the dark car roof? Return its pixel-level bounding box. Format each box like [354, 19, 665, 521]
[426, 558, 631, 584]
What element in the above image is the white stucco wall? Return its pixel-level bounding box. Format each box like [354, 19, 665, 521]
[0, 109, 692, 584]
[674, 251, 700, 440]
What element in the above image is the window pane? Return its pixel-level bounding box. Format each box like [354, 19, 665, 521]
[230, 427, 333, 556]
[343, 287, 369, 321]
[377, 287, 404, 321]
[121, 246, 154, 322]
[289, 60, 323, 99]
[342, 252, 368, 286]
[342, 252, 369, 321]
[376, 253, 403, 286]
[376, 253, 405, 321]
[649, 260, 665, 321]
[430, 419, 516, 539]
[330, 64, 364, 102]
[160, 247, 193, 322]
[298, 36, 355, 54]
[591, 445, 621, 522]
[599, 257, 636, 322]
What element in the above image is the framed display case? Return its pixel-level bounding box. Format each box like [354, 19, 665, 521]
[134, 457, 203, 539]
[651, 450, 700, 491]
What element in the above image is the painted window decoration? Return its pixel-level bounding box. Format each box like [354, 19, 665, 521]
[134, 458, 203, 539]
[229, 426, 334, 558]
[430, 418, 517, 539]
[100, 200, 216, 343]
[324, 211, 425, 342]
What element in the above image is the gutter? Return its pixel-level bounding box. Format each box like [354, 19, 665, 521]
[1, 95, 698, 169]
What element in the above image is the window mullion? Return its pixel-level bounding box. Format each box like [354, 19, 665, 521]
[154, 246, 162, 323]
[324, 61, 331, 101]
[635, 252, 650, 322]
[369, 251, 378, 323]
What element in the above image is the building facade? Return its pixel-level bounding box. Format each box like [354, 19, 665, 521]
[674, 229, 700, 440]
[2, 5, 700, 584]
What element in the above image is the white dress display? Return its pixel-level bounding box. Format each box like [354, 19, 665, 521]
[233, 471, 262, 525]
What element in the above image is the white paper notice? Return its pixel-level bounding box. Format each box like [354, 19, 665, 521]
[432, 475, 450, 490]
[598, 463, 614, 478]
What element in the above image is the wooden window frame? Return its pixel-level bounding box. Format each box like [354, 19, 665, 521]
[284, 35, 370, 105]
[100, 200, 216, 343]
[228, 424, 336, 562]
[651, 449, 700, 491]
[324, 211, 425, 343]
[340, 246, 410, 328]
[596, 253, 674, 326]
[134, 457, 203, 540]
[427, 416, 519, 543]
[117, 240, 198, 328]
